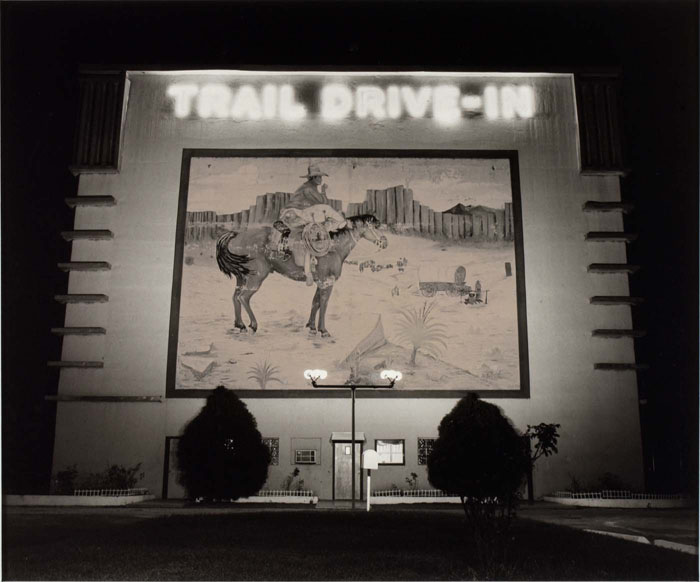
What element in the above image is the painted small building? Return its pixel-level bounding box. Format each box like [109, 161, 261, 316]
[51, 70, 643, 500]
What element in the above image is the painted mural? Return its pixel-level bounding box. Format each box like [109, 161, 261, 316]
[172, 155, 527, 392]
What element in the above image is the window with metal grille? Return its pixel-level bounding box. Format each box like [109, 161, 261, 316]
[417, 438, 436, 465]
[294, 449, 317, 464]
[262, 438, 279, 465]
[376, 439, 405, 465]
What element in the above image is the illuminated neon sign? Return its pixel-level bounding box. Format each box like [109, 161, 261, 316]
[166, 82, 536, 124]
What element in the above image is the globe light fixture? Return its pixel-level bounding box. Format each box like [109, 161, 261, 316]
[303, 369, 328, 382]
[380, 369, 403, 383]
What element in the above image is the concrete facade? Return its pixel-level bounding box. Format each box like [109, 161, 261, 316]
[52, 71, 643, 499]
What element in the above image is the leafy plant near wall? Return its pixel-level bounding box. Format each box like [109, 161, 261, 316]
[280, 468, 306, 492]
[81, 463, 144, 491]
[394, 301, 448, 366]
[596, 471, 634, 492]
[405, 472, 419, 489]
[247, 359, 282, 390]
[52, 465, 79, 494]
[525, 423, 561, 464]
[567, 473, 584, 493]
[524, 422, 561, 501]
[177, 386, 270, 502]
[51, 463, 144, 494]
[565, 472, 636, 493]
[428, 394, 529, 579]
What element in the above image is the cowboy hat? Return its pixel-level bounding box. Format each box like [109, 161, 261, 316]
[300, 164, 329, 178]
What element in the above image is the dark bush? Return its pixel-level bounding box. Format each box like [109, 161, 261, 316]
[177, 386, 270, 501]
[428, 394, 529, 505]
[427, 394, 530, 577]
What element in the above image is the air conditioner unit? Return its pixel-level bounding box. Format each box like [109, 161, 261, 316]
[295, 449, 317, 464]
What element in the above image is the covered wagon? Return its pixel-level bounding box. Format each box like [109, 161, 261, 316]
[417, 264, 471, 297]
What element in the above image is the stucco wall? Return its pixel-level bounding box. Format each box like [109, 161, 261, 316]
[52, 72, 643, 498]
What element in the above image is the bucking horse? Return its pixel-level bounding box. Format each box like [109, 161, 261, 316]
[216, 214, 387, 337]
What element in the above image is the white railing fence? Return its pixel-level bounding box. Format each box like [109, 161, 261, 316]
[552, 490, 688, 500]
[373, 489, 451, 497]
[258, 489, 315, 497]
[74, 488, 150, 497]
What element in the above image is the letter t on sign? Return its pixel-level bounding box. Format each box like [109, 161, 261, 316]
[167, 84, 199, 118]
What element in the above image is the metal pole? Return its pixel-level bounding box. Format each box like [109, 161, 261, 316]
[351, 386, 356, 510]
[367, 469, 371, 512]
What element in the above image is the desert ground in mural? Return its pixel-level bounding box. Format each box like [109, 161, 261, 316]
[176, 230, 519, 391]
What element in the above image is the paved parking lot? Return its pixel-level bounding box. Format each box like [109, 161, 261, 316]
[5, 499, 698, 553]
[518, 502, 698, 553]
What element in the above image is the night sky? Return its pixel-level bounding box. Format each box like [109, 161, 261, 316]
[2, 1, 697, 494]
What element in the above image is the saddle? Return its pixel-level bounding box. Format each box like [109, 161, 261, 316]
[269, 221, 331, 265]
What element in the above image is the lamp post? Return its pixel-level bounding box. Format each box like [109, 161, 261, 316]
[304, 369, 402, 510]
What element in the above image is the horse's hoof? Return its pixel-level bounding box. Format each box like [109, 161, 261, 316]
[308, 328, 317, 335]
[249, 327, 257, 334]
[235, 326, 247, 334]
[321, 331, 331, 338]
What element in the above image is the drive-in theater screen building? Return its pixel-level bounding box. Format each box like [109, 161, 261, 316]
[52, 70, 641, 499]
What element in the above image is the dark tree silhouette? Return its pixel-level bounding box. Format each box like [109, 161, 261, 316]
[427, 394, 530, 576]
[177, 386, 270, 501]
[428, 393, 529, 507]
[524, 422, 561, 501]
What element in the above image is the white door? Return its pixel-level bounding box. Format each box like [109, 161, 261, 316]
[333, 442, 362, 499]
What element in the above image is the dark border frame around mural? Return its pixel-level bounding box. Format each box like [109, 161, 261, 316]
[166, 149, 530, 399]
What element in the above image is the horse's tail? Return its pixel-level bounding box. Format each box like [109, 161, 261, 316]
[216, 231, 252, 279]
